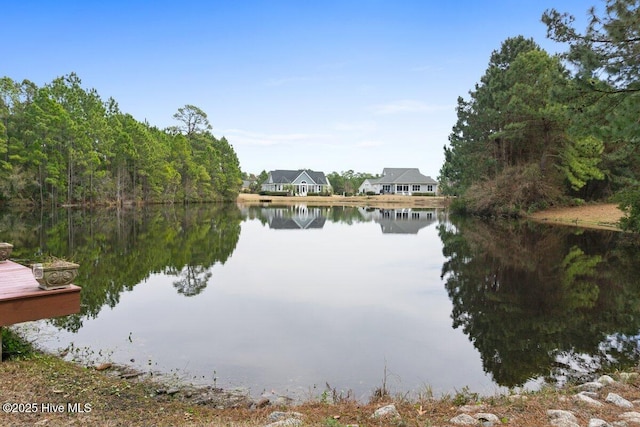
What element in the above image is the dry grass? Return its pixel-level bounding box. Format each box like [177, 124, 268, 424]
[1, 351, 640, 426]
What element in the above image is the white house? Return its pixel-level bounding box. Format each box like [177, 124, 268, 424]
[261, 169, 331, 196]
[358, 168, 438, 195]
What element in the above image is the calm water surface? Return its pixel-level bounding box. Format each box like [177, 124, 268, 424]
[3, 204, 640, 401]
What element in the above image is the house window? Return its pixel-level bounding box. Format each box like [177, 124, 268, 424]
[397, 185, 409, 192]
[427, 185, 434, 192]
[411, 212, 420, 219]
[412, 185, 421, 192]
[382, 185, 392, 193]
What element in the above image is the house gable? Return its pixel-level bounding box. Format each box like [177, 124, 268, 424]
[262, 169, 331, 194]
[292, 170, 316, 185]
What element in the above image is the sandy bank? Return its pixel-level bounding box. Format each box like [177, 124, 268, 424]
[527, 203, 624, 231]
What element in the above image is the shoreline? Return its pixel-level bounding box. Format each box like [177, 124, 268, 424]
[2, 342, 640, 426]
[526, 203, 624, 231]
[239, 193, 625, 231]
[2, 202, 638, 425]
[236, 192, 450, 209]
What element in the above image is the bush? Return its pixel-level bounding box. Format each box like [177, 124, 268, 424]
[448, 197, 469, 214]
[1, 328, 35, 360]
[462, 164, 563, 218]
[258, 191, 290, 196]
[411, 192, 436, 196]
[615, 186, 640, 232]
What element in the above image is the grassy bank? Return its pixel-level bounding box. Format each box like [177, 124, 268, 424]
[2, 329, 640, 426]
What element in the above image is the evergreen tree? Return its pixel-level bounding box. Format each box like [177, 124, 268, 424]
[544, 0, 640, 230]
[0, 76, 243, 206]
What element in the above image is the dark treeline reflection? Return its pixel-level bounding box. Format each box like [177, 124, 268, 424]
[438, 217, 640, 388]
[0, 204, 242, 332]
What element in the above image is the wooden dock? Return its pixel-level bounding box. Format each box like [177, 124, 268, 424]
[0, 260, 80, 358]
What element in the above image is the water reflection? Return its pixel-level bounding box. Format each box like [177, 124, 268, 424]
[241, 204, 440, 234]
[1, 204, 639, 397]
[373, 208, 437, 234]
[1, 204, 242, 332]
[439, 216, 640, 388]
[259, 205, 328, 229]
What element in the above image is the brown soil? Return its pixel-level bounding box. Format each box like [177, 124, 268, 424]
[528, 203, 624, 231]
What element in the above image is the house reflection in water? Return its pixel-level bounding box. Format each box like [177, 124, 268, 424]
[242, 205, 441, 233]
[360, 208, 438, 234]
[263, 205, 327, 230]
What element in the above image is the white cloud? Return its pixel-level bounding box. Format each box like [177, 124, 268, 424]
[371, 99, 452, 115]
[222, 128, 330, 146]
[332, 120, 378, 132]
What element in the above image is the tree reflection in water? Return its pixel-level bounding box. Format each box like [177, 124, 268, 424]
[3, 203, 639, 389]
[0, 204, 242, 332]
[438, 216, 640, 388]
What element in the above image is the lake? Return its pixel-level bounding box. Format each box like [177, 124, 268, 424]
[3, 203, 640, 401]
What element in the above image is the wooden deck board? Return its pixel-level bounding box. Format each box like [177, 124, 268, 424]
[0, 260, 80, 326]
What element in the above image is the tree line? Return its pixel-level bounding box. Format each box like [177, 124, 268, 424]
[0, 73, 242, 207]
[438, 0, 640, 231]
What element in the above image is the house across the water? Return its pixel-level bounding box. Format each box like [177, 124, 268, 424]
[261, 169, 331, 196]
[358, 168, 437, 195]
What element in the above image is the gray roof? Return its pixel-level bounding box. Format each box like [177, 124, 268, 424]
[269, 216, 326, 230]
[372, 168, 436, 185]
[269, 169, 329, 185]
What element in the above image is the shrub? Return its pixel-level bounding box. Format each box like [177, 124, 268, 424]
[1, 328, 35, 360]
[615, 185, 640, 232]
[463, 164, 563, 218]
[258, 191, 289, 196]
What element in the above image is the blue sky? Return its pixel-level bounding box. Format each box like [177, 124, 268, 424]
[4, 1, 592, 177]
